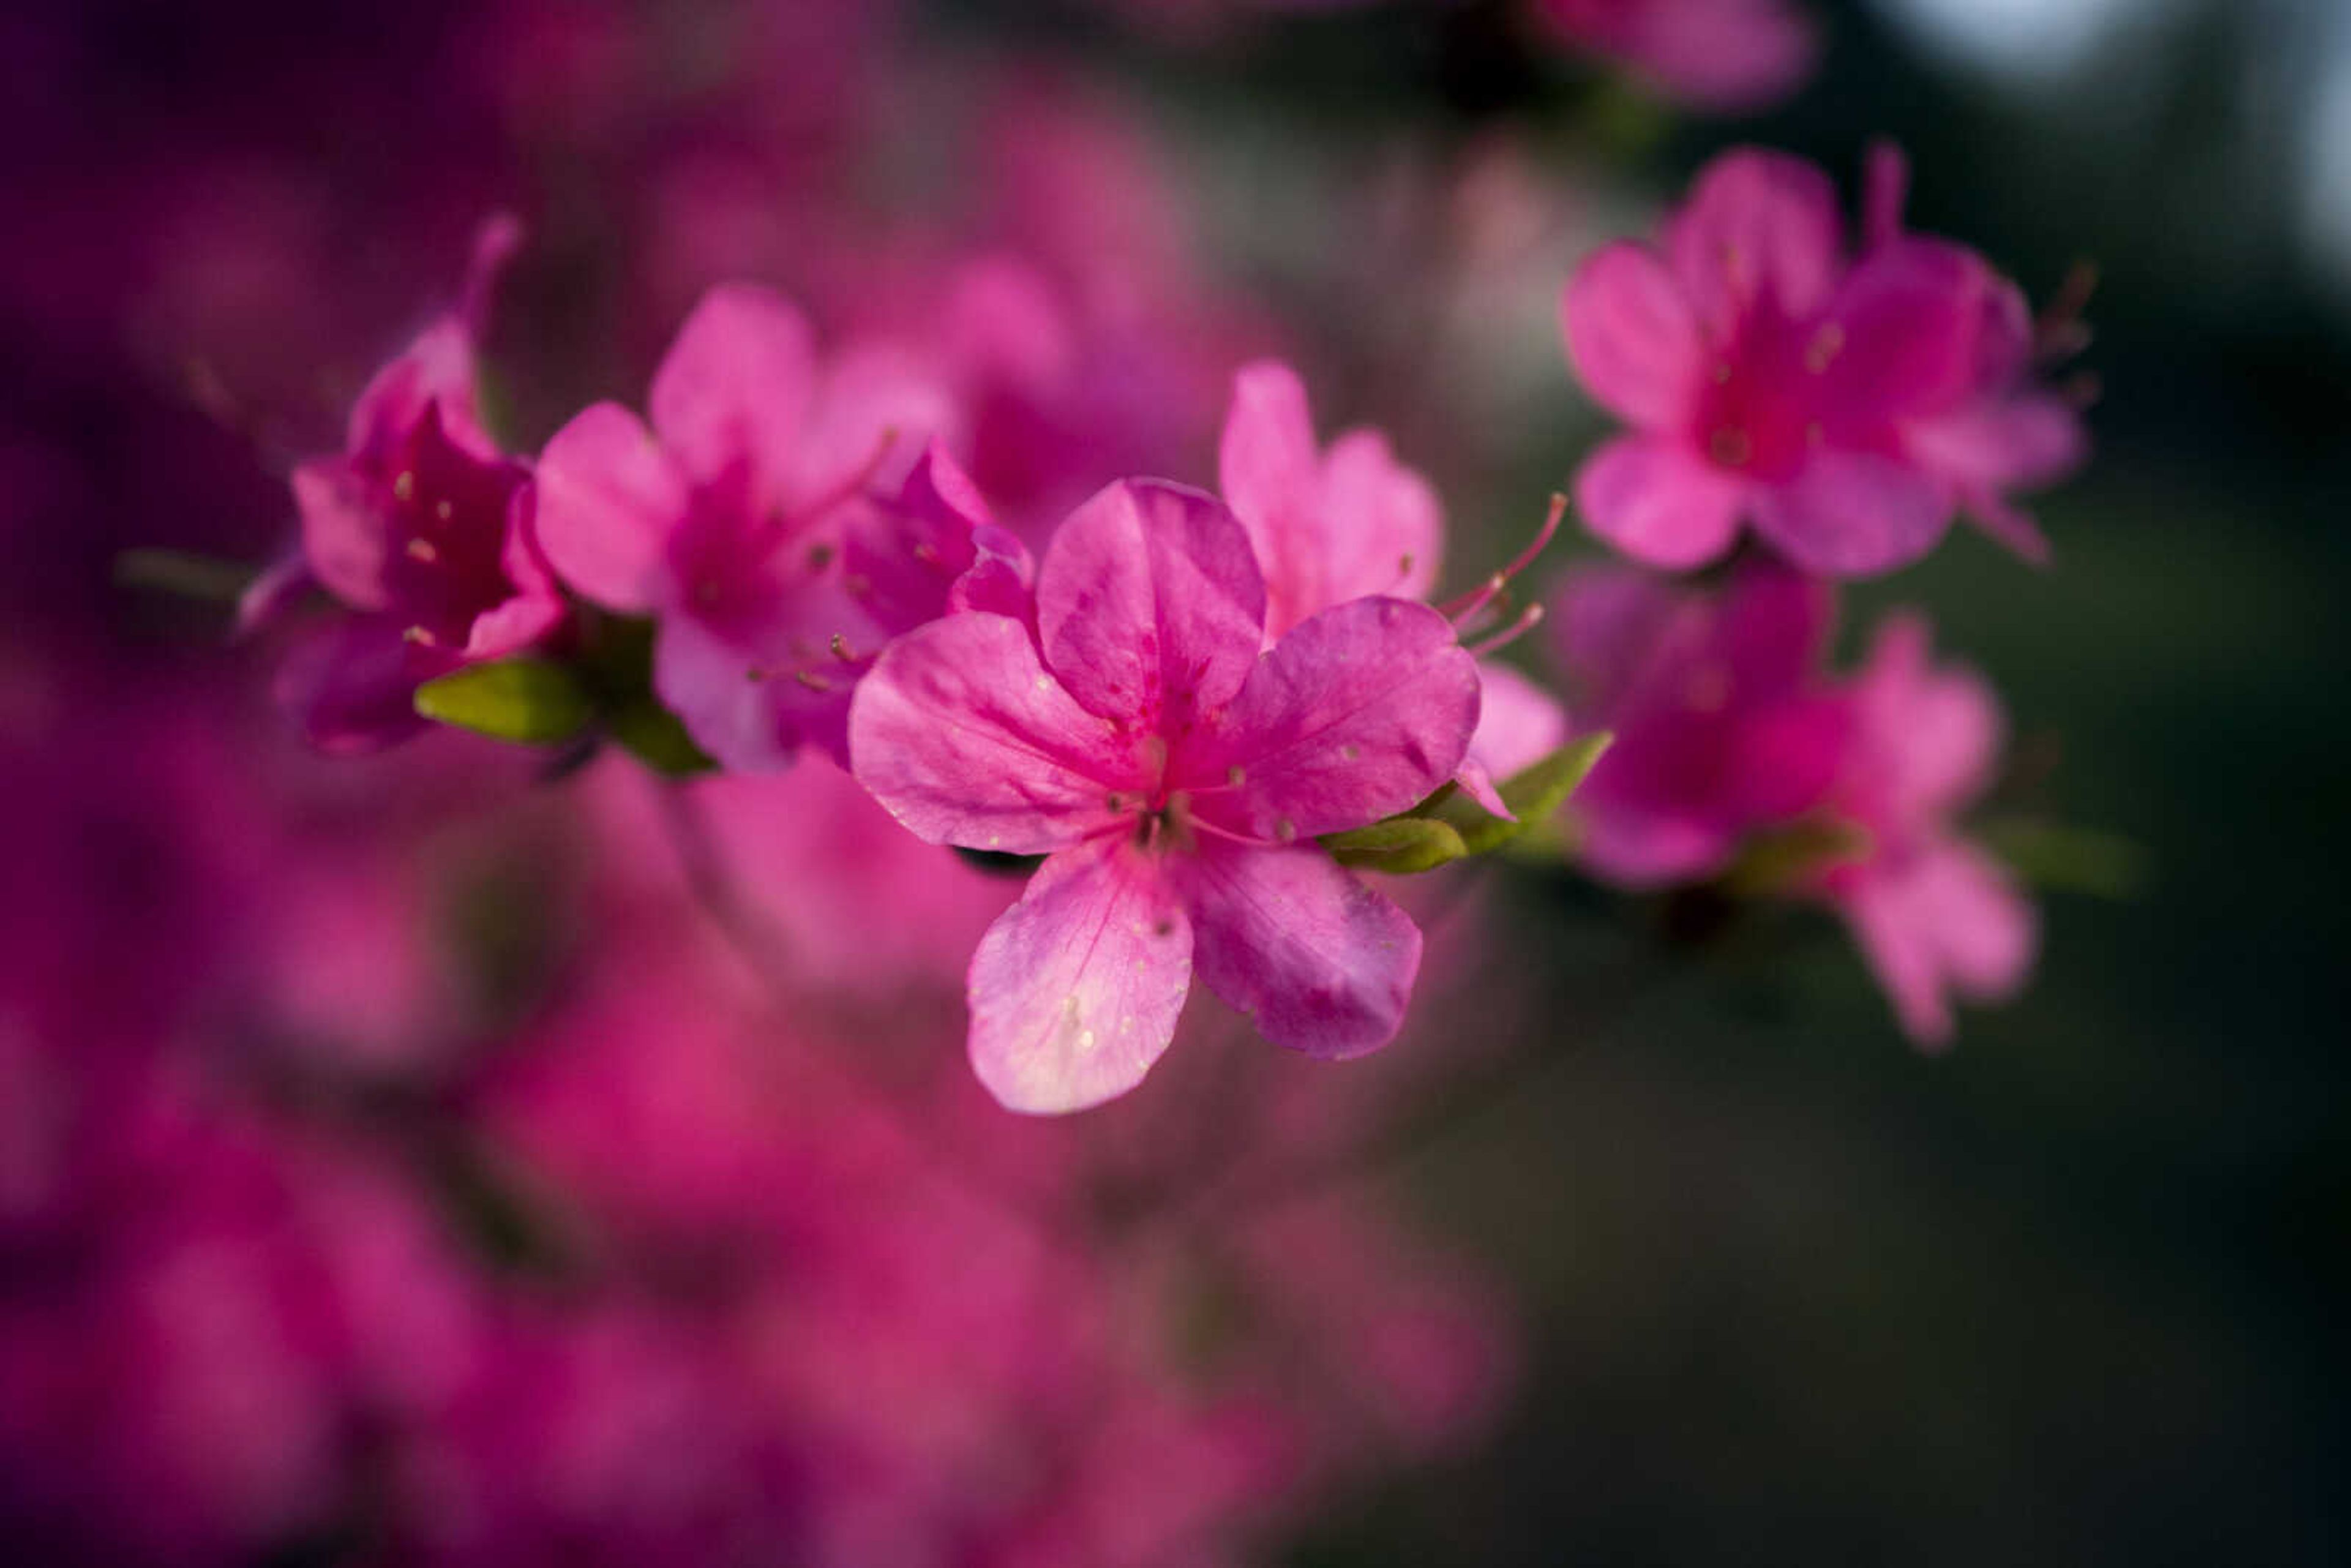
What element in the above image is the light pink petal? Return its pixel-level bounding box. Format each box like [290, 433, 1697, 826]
[653, 610, 797, 774]
[1818, 239, 1990, 424]
[234, 551, 314, 639]
[1841, 865, 1952, 1047]
[968, 836, 1193, 1114]
[1182, 596, 1480, 842]
[1455, 662, 1571, 819]
[849, 610, 1147, 853]
[793, 341, 961, 504]
[462, 491, 567, 661]
[1561, 241, 1706, 429]
[345, 319, 487, 462]
[1855, 613, 2003, 819]
[1665, 148, 1845, 334]
[1748, 449, 1952, 577]
[1574, 434, 1747, 570]
[1840, 839, 2036, 1049]
[1960, 489, 2053, 566]
[1176, 841, 1420, 1060]
[532, 402, 688, 613]
[1037, 479, 1267, 728]
[291, 456, 389, 610]
[1218, 360, 1320, 583]
[1906, 393, 2088, 495]
[1319, 429, 1444, 608]
[648, 283, 817, 502]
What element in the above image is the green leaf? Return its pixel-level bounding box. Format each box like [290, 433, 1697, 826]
[1322, 815, 1471, 874]
[1432, 732, 1614, 857]
[1719, 817, 1872, 897]
[606, 700, 718, 777]
[1978, 819, 2151, 900]
[414, 659, 594, 745]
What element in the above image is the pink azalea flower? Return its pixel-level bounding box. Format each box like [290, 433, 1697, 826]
[849, 479, 1482, 1112]
[1217, 359, 1569, 817]
[261, 217, 568, 753]
[1561, 147, 2071, 576]
[1551, 560, 1850, 884]
[1534, 0, 1818, 113]
[1861, 144, 2090, 565]
[1809, 612, 2037, 1048]
[532, 283, 996, 770]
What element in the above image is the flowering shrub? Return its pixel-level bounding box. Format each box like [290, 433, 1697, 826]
[5, 0, 2117, 1559]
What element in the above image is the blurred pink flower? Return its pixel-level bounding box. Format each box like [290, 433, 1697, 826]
[850, 479, 1480, 1111]
[1810, 613, 2038, 1047]
[255, 217, 568, 753]
[1534, 0, 1816, 113]
[1562, 147, 2069, 576]
[1552, 559, 1849, 884]
[1217, 360, 1569, 817]
[532, 285, 988, 770]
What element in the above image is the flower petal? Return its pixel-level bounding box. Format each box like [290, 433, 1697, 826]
[1574, 434, 1747, 571]
[1666, 148, 1845, 335]
[1177, 841, 1420, 1060]
[1749, 449, 1951, 577]
[274, 615, 434, 756]
[1851, 613, 2003, 820]
[652, 610, 797, 774]
[1839, 839, 2036, 1049]
[532, 402, 688, 613]
[794, 340, 960, 503]
[1454, 662, 1570, 819]
[1037, 479, 1267, 728]
[1817, 238, 1989, 426]
[1319, 429, 1444, 610]
[969, 837, 1193, 1113]
[648, 283, 817, 503]
[850, 610, 1147, 853]
[1218, 360, 1319, 599]
[1561, 241, 1706, 429]
[291, 455, 390, 611]
[1183, 596, 1480, 842]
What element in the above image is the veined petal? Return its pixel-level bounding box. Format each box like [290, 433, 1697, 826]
[1574, 434, 1747, 571]
[648, 283, 817, 505]
[850, 610, 1147, 853]
[1318, 429, 1444, 613]
[1665, 149, 1845, 335]
[969, 837, 1193, 1114]
[1037, 479, 1267, 729]
[1183, 596, 1479, 842]
[533, 402, 688, 614]
[1749, 449, 1951, 577]
[1562, 242, 1707, 429]
[1177, 841, 1420, 1060]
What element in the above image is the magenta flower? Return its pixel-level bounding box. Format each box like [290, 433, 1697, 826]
[1218, 358, 1568, 817]
[1552, 560, 1850, 884]
[1861, 144, 2090, 565]
[1811, 613, 2037, 1048]
[1534, 0, 1817, 113]
[532, 283, 989, 770]
[262, 217, 566, 752]
[850, 479, 1482, 1112]
[1562, 147, 2069, 576]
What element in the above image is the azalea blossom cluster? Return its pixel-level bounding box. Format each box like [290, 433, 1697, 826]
[5, 0, 2097, 1559]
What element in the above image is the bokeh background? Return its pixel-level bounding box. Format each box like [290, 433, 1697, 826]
[2, 0, 2343, 1562]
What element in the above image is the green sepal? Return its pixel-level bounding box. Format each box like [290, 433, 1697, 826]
[1978, 819, 2151, 900]
[1719, 816, 1872, 897]
[607, 700, 718, 777]
[1322, 814, 1473, 874]
[414, 659, 596, 745]
[1430, 732, 1614, 857]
